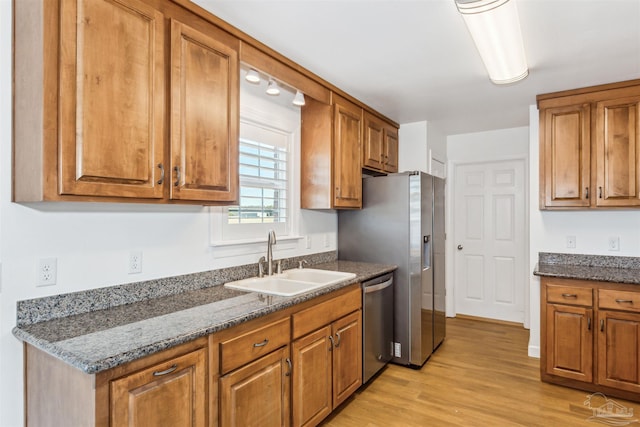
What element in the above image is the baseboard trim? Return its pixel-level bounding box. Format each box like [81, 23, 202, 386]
[455, 313, 524, 328]
[528, 345, 540, 359]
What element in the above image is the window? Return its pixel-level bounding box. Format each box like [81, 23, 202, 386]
[211, 83, 301, 246]
[229, 123, 288, 225]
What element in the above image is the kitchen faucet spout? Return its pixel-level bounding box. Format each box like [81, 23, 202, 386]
[267, 230, 277, 276]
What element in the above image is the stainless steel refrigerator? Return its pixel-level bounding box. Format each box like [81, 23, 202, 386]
[338, 172, 446, 367]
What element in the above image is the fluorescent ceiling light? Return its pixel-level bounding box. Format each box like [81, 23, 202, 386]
[292, 90, 305, 106]
[455, 0, 528, 85]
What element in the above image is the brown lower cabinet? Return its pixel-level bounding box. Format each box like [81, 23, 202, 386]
[541, 277, 640, 402]
[23, 284, 362, 426]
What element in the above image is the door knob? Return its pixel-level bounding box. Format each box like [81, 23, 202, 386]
[457, 245, 463, 250]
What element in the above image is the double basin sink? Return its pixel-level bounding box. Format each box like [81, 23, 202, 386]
[225, 268, 356, 297]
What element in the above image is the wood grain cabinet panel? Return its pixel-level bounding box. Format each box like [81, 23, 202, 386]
[170, 19, 239, 203]
[545, 304, 593, 382]
[363, 112, 399, 174]
[58, 0, 166, 199]
[220, 346, 291, 427]
[333, 96, 363, 209]
[595, 96, 640, 206]
[597, 310, 640, 393]
[292, 326, 333, 427]
[300, 95, 363, 209]
[292, 308, 362, 427]
[331, 310, 362, 407]
[540, 103, 591, 208]
[111, 347, 207, 427]
[538, 80, 640, 210]
[541, 277, 640, 403]
[14, 0, 240, 205]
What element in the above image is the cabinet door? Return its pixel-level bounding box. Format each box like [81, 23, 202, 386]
[292, 326, 332, 427]
[332, 311, 362, 407]
[58, 0, 165, 199]
[595, 96, 640, 206]
[220, 346, 290, 427]
[384, 126, 399, 173]
[540, 104, 591, 208]
[333, 96, 363, 209]
[111, 348, 207, 427]
[170, 19, 239, 203]
[597, 310, 640, 392]
[545, 304, 593, 382]
[363, 112, 384, 171]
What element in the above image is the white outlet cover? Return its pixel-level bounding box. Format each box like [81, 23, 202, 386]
[129, 251, 143, 274]
[37, 258, 57, 287]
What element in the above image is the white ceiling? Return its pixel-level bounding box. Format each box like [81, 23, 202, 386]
[194, 0, 640, 136]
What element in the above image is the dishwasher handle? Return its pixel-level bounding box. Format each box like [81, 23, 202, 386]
[364, 278, 393, 294]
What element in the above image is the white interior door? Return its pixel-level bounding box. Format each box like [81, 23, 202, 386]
[453, 160, 525, 323]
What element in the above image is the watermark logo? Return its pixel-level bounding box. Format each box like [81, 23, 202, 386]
[582, 392, 638, 426]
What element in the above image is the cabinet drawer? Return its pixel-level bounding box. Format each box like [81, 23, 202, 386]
[599, 289, 640, 313]
[293, 287, 361, 339]
[220, 317, 290, 374]
[546, 284, 593, 306]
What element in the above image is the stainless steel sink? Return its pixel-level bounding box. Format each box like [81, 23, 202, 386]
[224, 269, 356, 297]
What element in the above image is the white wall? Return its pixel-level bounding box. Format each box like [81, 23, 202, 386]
[0, 5, 336, 425]
[527, 104, 640, 358]
[398, 120, 447, 177]
[446, 127, 530, 324]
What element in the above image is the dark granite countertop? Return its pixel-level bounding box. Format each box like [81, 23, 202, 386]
[533, 252, 640, 285]
[13, 260, 396, 374]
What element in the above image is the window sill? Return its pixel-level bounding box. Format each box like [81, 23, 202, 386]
[210, 235, 304, 248]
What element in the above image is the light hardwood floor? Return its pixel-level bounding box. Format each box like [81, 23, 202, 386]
[322, 317, 640, 426]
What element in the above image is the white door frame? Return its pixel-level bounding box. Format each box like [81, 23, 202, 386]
[445, 155, 530, 328]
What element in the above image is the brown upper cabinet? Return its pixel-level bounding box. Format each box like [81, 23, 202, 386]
[538, 79, 640, 209]
[14, 0, 397, 207]
[14, 0, 239, 204]
[301, 94, 364, 209]
[363, 112, 399, 174]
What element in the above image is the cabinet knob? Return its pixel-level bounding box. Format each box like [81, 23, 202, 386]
[334, 332, 342, 348]
[253, 338, 269, 348]
[585, 187, 589, 199]
[328, 335, 335, 350]
[600, 319, 605, 332]
[599, 186, 603, 199]
[457, 245, 463, 251]
[285, 358, 292, 376]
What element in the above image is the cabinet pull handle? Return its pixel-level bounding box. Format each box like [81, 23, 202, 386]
[599, 186, 603, 199]
[153, 364, 177, 377]
[600, 319, 605, 332]
[157, 163, 165, 185]
[561, 293, 578, 298]
[285, 358, 292, 376]
[585, 187, 589, 199]
[174, 166, 181, 187]
[334, 332, 342, 348]
[253, 339, 269, 348]
[587, 317, 591, 331]
[615, 299, 634, 304]
[328, 335, 335, 350]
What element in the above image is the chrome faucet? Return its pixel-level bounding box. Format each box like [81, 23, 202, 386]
[266, 230, 277, 276]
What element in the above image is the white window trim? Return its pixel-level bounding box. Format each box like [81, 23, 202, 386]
[210, 89, 302, 255]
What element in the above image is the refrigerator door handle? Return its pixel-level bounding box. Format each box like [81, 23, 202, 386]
[423, 235, 432, 270]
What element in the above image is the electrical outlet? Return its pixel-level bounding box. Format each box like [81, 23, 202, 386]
[608, 236, 620, 251]
[566, 236, 576, 249]
[129, 251, 142, 274]
[324, 233, 330, 248]
[37, 258, 57, 287]
[305, 235, 311, 249]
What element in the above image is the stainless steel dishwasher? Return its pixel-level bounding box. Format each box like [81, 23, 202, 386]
[362, 272, 394, 383]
